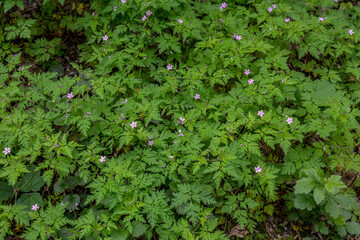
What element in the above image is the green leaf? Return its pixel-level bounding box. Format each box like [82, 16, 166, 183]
[325, 175, 345, 193]
[63, 194, 80, 211]
[314, 222, 329, 235]
[313, 186, 326, 204]
[294, 194, 316, 211]
[0, 181, 13, 201]
[110, 229, 128, 240]
[325, 199, 340, 219]
[332, 195, 357, 210]
[131, 221, 147, 237]
[294, 178, 316, 194]
[18, 166, 45, 192]
[16, 193, 43, 211]
[334, 225, 347, 237]
[345, 222, 360, 235]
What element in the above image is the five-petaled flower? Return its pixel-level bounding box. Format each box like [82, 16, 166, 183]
[167, 64, 173, 70]
[245, 69, 250, 75]
[248, 79, 254, 84]
[169, 156, 173, 159]
[285, 18, 290, 22]
[102, 35, 108, 41]
[235, 35, 242, 40]
[349, 30, 354, 35]
[257, 110, 264, 117]
[31, 204, 39, 211]
[67, 92, 74, 99]
[255, 166, 262, 173]
[319, 17, 324, 21]
[268, 7, 273, 12]
[286, 118, 293, 124]
[272, 4, 277, 8]
[149, 140, 154, 146]
[142, 15, 147, 21]
[130, 122, 137, 128]
[179, 117, 185, 124]
[194, 94, 200, 100]
[146, 10, 152, 16]
[178, 19, 183, 24]
[219, 2, 227, 9]
[3, 147, 10, 155]
[99, 156, 106, 163]
[121, 0, 126, 2]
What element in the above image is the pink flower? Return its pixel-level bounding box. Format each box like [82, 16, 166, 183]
[167, 64, 173, 70]
[130, 122, 137, 128]
[179, 118, 185, 124]
[245, 69, 250, 75]
[349, 30, 354, 35]
[248, 79, 254, 84]
[102, 35, 108, 41]
[169, 156, 173, 159]
[235, 35, 242, 40]
[142, 15, 147, 21]
[255, 166, 262, 173]
[272, 4, 276, 8]
[87, 112, 91, 114]
[3, 147, 10, 155]
[319, 17, 324, 22]
[67, 92, 74, 99]
[285, 18, 290, 22]
[178, 130, 184, 137]
[121, 0, 126, 3]
[286, 118, 293, 124]
[99, 156, 106, 163]
[19, 66, 24, 71]
[146, 10, 152, 16]
[149, 140, 154, 146]
[257, 110, 264, 117]
[268, 7, 273, 12]
[232, 33, 237, 38]
[219, 2, 227, 9]
[113, 6, 118, 11]
[194, 94, 200, 100]
[334, 0, 338, 2]
[31, 204, 39, 211]
[178, 19, 183, 24]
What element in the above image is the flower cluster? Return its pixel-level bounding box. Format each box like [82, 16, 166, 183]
[179, 117, 185, 125]
[268, 4, 276, 12]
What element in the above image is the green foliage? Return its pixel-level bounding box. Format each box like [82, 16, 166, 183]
[292, 169, 359, 237]
[0, 0, 360, 239]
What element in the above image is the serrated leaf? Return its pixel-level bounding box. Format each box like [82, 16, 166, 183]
[313, 186, 326, 204]
[18, 166, 45, 192]
[294, 194, 316, 211]
[0, 181, 13, 201]
[63, 194, 80, 211]
[325, 199, 340, 219]
[345, 222, 360, 235]
[17, 192, 43, 211]
[294, 178, 316, 194]
[131, 221, 146, 237]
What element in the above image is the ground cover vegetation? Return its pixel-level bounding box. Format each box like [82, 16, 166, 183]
[0, 0, 360, 239]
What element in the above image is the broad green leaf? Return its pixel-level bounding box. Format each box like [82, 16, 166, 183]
[294, 178, 316, 194]
[294, 194, 316, 211]
[325, 199, 340, 219]
[18, 166, 45, 192]
[131, 221, 147, 237]
[0, 181, 13, 201]
[345, 222, 360, 235]
[313, 186, 326, 204]
[16, 193, 43, 211]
